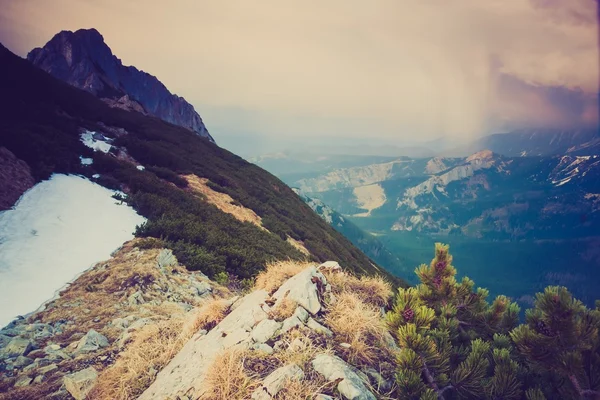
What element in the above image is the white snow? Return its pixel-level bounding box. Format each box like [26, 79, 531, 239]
[0, 174, 145, 327]
[136, 165, 145, 171]
[80, 130, 112, 153]
[79, 156, 93, 165]
[92, 174, 101, 179]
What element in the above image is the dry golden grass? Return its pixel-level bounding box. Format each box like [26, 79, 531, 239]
[184, 174, 265, 229]
[268, 297, 298, 321]
[255, 260, 313, 294]
[200, 349, 259, 400]
[286, 236, 311, 257]
[325, 271, 392, 307]
[90, 298, 231, 400]
[273, 375, 330, 400]
[324, 292, 393, 366]
[272, 328, 333, 370]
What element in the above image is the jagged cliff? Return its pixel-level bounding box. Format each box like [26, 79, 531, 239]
[27, 29, 214, 142]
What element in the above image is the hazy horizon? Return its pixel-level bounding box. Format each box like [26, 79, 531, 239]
[1, 0, 598, 156]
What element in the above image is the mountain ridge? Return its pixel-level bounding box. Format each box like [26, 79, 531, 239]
[27, 28, 214, 142]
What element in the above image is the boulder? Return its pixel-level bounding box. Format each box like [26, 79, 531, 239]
[318, 261, 342, 273]
[293, 306, 309, 323]
[306, 318, 333, 337]
[251, 343, 274, 354]
[222, 327, 251, 348]
[75, 329, 109, 353]
[312, 354, 376, 400]
[0, 334, 11, 347]
[251, 319, 282, 343]
[280, 315, 303, 335]
[38, 364, 59, 375]
[192, 281, 212, 296]
[271, 267, 326, 315]
[2, 337, 33, 358]
[156, 249, 177, 269]
[252, 364, 304, 398]
[14, 375, 32, 387]
[64, 367, 98, 400]
[128, 290, 146, 306]
[13, 356, 33, 368]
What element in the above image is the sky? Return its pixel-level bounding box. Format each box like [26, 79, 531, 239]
[0, 0, 598, 155]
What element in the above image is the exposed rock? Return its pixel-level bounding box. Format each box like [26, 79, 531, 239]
[64, 367, 98, 400]
[318, 261, 342, 273]
[27, 29, 214, 142]
[222, 327, 251, 348]
[251, 343, 274, 354]
[110, 317, 130, 329]
[280, 315, 303, 335]
[251, 319, 282, 343]
[253, 364, 304, 398]
[2, 337, 32, 358]
[306, 318, 333, 337]
[271, 266, 326, 315]
[0, 147, 35, 211]
[128, 290, 146, 306]
[340, 343, 352, 349]
[13, 356, 33, 368]
[38, 364, 59, 375]
[363, 367, 392, 392]
[138, 290, 268, 400]
[33, 375, 44, 384]
[293, 306, 309, 323]
[75, 329, 109, 353]
[157, 249, 177, 269]
[316, 395, 336, 400]
[192, 281, 212, 296]
[312, 354, 376, 400]
[0, 334, 11, 347]
[14, 375, 32, 387]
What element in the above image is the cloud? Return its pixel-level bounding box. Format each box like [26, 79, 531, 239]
[0, 0, 597, 143]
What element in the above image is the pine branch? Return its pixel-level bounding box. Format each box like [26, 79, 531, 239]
[422, 360, 453, 400]
[569, 374, 600, 399]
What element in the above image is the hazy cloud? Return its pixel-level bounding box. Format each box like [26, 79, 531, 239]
[0, 0, 597, 147]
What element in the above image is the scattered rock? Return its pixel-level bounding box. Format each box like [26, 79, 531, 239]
[38, 364, 59, 375]
[280, 315, 303, 335]
[251, 343, 274, 354]
[2, 337, 32, 358]
[306, 318, 333, 337]
[312, 354, 376, 400]
[33, 375, 44, 384]
[14, 375, 32, 387]
[222, 327, 251, 348]
[271, 267, 327, 315]
[157, 249, 177, 269]
[253, 364, 304, 398]
[193, 281, 212, 296]
[363, 367, 392, 392]
[251, 319, 282, 343]
[318, 261, 342, 273]
[293, 306, 309, 323]
[13, 356, 33, 368]
[64, 367, 98, 400]
[0, 334, 11, 347]
[128, 290, 146, 306]
[316, 395, 336, 400]
[340, 343, 351, 349]
[76, 329, 109, 353]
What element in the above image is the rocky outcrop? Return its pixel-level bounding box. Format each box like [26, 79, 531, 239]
[0, 147, 35, 210]
[27, 28, 214, 142]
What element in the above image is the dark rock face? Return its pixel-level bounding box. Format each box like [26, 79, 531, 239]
[0, 147, 35, 210]
[27, 28, 214, 142]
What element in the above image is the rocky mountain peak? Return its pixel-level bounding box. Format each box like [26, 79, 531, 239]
[27, 28, 214, 142]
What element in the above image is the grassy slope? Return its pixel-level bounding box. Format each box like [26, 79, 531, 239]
[0, 44, 405, 286]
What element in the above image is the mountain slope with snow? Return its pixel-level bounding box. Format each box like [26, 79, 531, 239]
[0, 174, 145, 326]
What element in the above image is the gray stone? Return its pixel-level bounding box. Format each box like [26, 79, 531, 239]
[13, 356, 33, 368]
[251, 343, 274, 354]
[316, 395, 335, 400]
[251, 319, 282, 343]
[340, 343, 351, 349]
[14, 375, 33, 387]
[318, 261, 342, 273]
[312, 354, 376, 400]
[157, 249, 177, 269]
[33, 375, 44, 384]
[2, 337, 33, 358]
[0, 334, 11, 347]
[306, 318, 333, 337]
[293, 306, 309, 323]
[64, 367, 98, 400]
[363, 367, 392, 392]
[253, 364, 304, 398]
[280, 315, 303, 335]
[76, 329, 109, 353]
[128, 290, 146, 306]
[193, 281, 212, 296]
[44, 343, 61, 352]
[271, 267, 327, 315]
[222, 327, 251, 348]
[38, 364, 59, 375]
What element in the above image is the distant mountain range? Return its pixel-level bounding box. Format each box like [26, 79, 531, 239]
[27, 28, 214, 142]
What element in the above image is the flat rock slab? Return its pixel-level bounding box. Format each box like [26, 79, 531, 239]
[271, 266, 326, 315]
[138, 290, 268, 400]
[312, 354, 376, 400]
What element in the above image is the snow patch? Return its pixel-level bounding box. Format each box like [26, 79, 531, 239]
[136, 165, 145, 171]
[0, 174, 145, 327]
[80, 130, 112, 153]
[79, 156, 93, 166]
